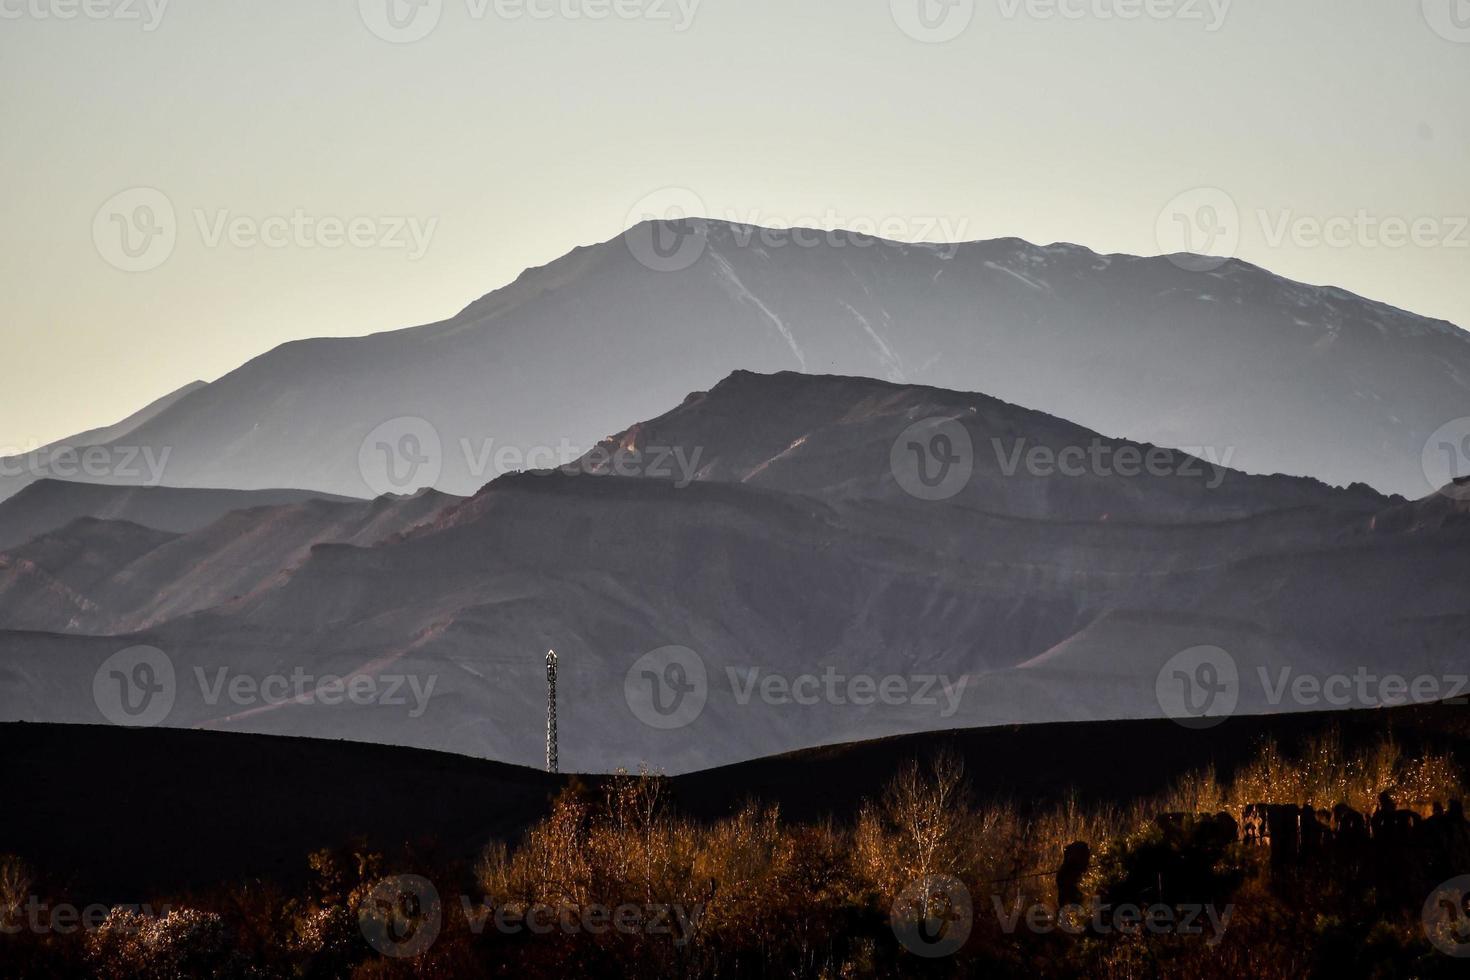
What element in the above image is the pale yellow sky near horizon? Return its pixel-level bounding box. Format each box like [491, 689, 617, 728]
[2, 0, 1467, 449]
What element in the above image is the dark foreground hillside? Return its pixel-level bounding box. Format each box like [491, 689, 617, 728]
[7, 707, 1470, 976]
[6, 701, 1470, 901]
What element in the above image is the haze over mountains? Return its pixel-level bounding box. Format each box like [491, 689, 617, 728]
[0, 479, 358, 552]
[4, 220, 1468, 505]
[1, 371, 1464, 773]
[0, 487, 456, 634]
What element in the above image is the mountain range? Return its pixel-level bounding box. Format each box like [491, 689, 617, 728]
[4, 220, 1468, 505]
[1, 370, 1464, 773]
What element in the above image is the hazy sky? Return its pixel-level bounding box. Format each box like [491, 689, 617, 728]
[2, 0, 1467, 450]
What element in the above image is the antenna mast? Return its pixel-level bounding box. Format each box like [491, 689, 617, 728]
[545, 649, 559, 774]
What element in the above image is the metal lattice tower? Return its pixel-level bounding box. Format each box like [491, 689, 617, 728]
[545, 649, 559, 774]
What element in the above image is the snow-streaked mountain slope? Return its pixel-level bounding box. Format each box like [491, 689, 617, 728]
[3, 220, 1466, 504]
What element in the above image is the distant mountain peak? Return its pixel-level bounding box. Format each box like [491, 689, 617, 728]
[5, 221, 1466, 504]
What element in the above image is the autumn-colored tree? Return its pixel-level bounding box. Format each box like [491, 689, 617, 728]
[854, 750, 970, 900]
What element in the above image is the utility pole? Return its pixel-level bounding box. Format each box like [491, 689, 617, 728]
[545, 649, 559, 774]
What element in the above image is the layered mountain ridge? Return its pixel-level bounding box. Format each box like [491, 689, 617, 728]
[0, 371, 1463, 773]
[3, 220, 1467, 505]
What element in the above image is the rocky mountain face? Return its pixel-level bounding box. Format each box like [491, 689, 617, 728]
[3, 220, 1466, 506]
[0, 479, 358, 552]
[0, 489, 457, 634]
[0, 372, 1463, 774]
